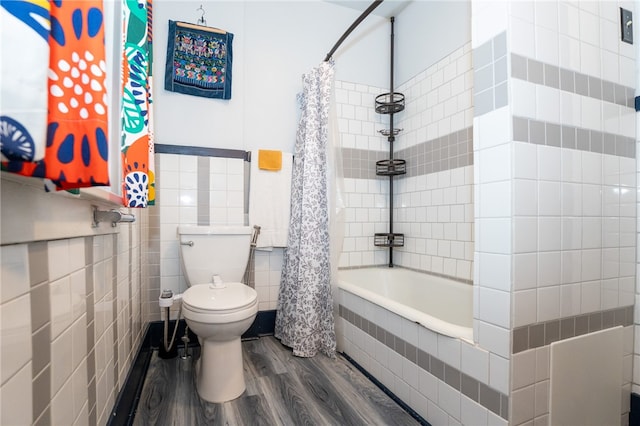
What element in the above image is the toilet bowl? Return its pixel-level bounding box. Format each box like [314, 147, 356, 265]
[182, 282, 257, 402]
[178, 225, 257, 403]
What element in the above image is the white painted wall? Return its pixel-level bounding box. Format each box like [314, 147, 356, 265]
[394, 1, 471, 85]
[153, 1, 389, 152]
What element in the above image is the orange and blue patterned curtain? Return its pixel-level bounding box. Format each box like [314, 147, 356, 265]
[1, 0, 110, 190]
[121, 0, 155, 207]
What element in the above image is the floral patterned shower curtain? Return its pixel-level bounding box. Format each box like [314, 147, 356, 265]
[274, 61, 336, 358]
[121, 0, 155, 207]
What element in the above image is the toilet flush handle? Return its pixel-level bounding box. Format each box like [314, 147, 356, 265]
[181, 240, 194, 247]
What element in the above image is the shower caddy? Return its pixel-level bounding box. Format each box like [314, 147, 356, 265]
[373, 16, 405, 268]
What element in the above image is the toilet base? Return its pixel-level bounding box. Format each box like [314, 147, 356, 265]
[195, 336, 246, 403]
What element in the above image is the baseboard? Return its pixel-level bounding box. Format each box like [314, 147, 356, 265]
[341, 351, 431, 426]
[108, 311, 277, 425]
[107, 324, 154, 426]
[244, 309, 277, 338]
[631, 393, 640, 426]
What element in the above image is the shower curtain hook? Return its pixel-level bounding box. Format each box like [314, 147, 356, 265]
[196, 5, 206, 26]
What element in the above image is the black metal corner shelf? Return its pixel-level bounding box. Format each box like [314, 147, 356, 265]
[376, 159, 406, 176]
[378, 128, 403, 137]
[375, 92, 405, 114]
[374, 233, 405, 248]
[373, 16, 406, 266]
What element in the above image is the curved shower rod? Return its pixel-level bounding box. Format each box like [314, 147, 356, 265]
[324, 0, 384, 62]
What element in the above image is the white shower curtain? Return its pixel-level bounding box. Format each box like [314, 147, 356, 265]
[274, 61, 337, 358]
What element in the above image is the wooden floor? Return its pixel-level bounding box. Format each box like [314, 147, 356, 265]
[133, 336, 420, 426]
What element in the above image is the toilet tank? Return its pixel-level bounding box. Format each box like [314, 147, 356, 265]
[178, 225, 252, 286]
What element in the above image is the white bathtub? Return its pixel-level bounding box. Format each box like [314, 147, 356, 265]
[337, 267, 473, 341]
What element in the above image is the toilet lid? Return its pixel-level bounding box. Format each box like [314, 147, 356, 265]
[182, 282, 257, 313]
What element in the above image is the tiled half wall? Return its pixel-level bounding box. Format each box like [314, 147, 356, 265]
[0, 228, 145, 426]
[338, 289, 509, 425]
[149, 147, 283, 321]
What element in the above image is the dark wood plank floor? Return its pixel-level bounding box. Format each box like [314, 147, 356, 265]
[133, 336, 420, 426]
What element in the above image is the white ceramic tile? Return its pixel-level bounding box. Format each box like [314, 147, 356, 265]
[534, 380, 550, 418]
[537, 286, 561, 322]
[51, 372, 75, 426]
[513, 142, 537, 180]
[514, 253, 537, 290]
[478, 144, 512, 184]
[479, 253, 511, 291]
[579, 9, 600, 46]
[513, 217, 537, 253]
[558, 2, 580, 38]
[561, 217, 582, 250]
[602, 155, 620, 186]
[537, 251, 561, 287]
[537, 146, 561, 181]
[536, 86, 560, 123]
[490, 353, 510, 394]
[418, 326, 438, 354]
[479, 287, 510, 328]
[602, 186, 620, 216]
[68, 237, 85, 272]
[71, 315, 87, 371]
[538, 217, 561, 252]
[537, 181, 561, 216]
[514, 289, 537, 327]
[512, 349, 536, 390]
[0, 362, 32, 425]
[461, 342, 489, 383]
[581, 184, 602, 216]
[0, 244, 30, 303]
[461, 394, 489, 426]
[510, 16, 535, 56]
[438, 380, 461, 420]
[479, 218, 512, 254]
[561, 250, 582, 285]
[50, 276, 72, 339]
[581, 279, 602, 313]
[512, 79, 537, 118]
[178, 154, 197, 171]
[558, 34, 581, 71]
[437, 334, 461, 369]
[514, 179, 537, 216]
[581, 96, 602, 130]
[559, 91, 581, 128]
[580, 41, 601, 78]
[51, 326, 73, 395]
[48, 239, 70, 281]
[477, 320, 510, 359]
[0, 294, 31, 384]
[479, 181, 511, 217]
[511, 384, 536, 425]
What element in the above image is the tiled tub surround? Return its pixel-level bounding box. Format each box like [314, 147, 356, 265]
[338, 290, 509, 425]
[336, 42, 475, 283]
[505, 41, 636, 426]
[471, 0, 637, 420]
[1, 228, 145, 426]
[150, 150, 284, 322]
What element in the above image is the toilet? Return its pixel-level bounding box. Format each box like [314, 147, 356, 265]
[178, 225, 258, 403]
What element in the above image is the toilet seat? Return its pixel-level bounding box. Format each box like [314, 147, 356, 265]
[182, 283, 258, 324]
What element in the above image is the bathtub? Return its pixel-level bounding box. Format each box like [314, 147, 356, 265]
[337, 267, 473, 341]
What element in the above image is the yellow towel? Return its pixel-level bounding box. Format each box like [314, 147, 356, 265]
[258, 150, 282, 171]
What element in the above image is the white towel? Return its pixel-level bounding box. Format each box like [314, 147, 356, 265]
[249, 150, 292, 249]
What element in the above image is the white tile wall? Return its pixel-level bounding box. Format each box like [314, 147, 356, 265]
[337, 44, 475, 282]
[471, 0, 638, 423]
[0, 215, 146, 426]
[154, 153, 281, 318]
